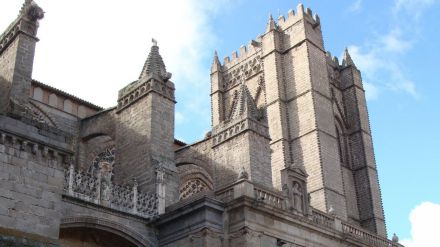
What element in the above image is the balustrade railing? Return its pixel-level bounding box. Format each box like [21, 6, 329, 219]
[64, 165, 159, 218]
[342, 223, 401, 247]
[222, 180, 401, 247]
[310, 208, 335, 229]
[215, 187, 234, 203]
[254, 187, 285, 210]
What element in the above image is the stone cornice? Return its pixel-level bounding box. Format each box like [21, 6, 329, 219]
[0, 115, 73, 155]
[117, 78, 175, 113]
[211, 116, 269, 147]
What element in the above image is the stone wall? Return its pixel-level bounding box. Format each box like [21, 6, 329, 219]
[0, 116, 68, 246]
[0, 38, 19, 113]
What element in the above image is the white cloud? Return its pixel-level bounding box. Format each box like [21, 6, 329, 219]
[400, 202, 440, 247]
[1, 0, 228, 108]
[380, 28, 412, 54]
[345, 0, 438, 100]
[347, 0, 363, 13]
[0, 0, 230, 141]
[393, 0, 438, 19]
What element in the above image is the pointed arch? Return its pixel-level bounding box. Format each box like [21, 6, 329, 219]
[335, 116, 350, 167]
[335, 116, 351, 167]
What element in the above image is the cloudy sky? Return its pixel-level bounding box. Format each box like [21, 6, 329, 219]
[1, 0, 439, 245]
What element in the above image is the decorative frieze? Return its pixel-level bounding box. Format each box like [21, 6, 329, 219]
[211, 117, 269, 147]
[223, 55, 263, 90]
[0, 130, 71, 163]
[116, 78, 175, 112]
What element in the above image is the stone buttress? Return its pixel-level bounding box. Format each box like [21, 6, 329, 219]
[115, 40, 179, 208]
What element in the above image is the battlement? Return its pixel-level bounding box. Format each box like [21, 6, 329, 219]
[221, 3, 320, 68]
[325, 51, 341, 67]
[276, 4, 320, 31]
[325, 48, 357, 69]
[222, 38, 262, 69]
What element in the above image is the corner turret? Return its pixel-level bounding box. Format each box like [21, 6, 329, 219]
[211, 51, 222, 73]
[115, 40, 178, 207]
[0, 0, 44, 114]
[266, 14, 277, 33]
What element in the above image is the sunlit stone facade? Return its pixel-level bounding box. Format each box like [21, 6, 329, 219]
[0, 1, 402, 246]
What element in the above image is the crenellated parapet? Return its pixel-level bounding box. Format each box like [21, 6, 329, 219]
[275, 4, 320, 31]
[222, 39, 262, 69]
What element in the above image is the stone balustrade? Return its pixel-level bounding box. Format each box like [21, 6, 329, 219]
[310, 208, 335, 229]
[63, 165, 161, 219]
[216, 179, 403, 247]
[342, 223, 402, 247]
[253, 186, 285, 210]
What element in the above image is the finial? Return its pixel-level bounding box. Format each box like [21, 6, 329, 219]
[342, 47, 356, 67]
[328, 205, 335, 216]
[266, 13, 276, 32]
[211, 50, 222, 73]
[238, 166, 249, 180]
[139, 39, 171, 81]
[392, 233, 399, 243]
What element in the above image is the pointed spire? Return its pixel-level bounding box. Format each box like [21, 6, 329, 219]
[139, 39, 172, 82]
[266, 14, 276, 32]
[230, 82, 259, 120]
[342, 47, 356, 67]
[211, 50, 222, 73]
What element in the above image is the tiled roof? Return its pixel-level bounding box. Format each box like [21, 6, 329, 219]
[32, 79, 103, 110]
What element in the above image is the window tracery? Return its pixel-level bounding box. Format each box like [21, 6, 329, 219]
[88, 147, 116, 179]
[179, 178, 209, 200]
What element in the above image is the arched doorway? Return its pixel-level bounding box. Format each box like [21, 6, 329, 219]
[60, 227, 137, 247]
[59, 216, 153, 247]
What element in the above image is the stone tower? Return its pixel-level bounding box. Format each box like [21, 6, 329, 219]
[210, 4, 386, 236]
[0, 0, 44, 114]
[0, 1, 400, 246]
[115, 40, 178, 206]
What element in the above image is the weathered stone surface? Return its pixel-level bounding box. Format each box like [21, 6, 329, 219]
[0, 1, 396, 247]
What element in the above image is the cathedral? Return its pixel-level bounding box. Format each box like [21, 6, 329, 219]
[0, 1, 403, 246]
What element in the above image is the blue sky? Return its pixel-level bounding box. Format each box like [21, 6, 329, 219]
[1, 0, 439, 245]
